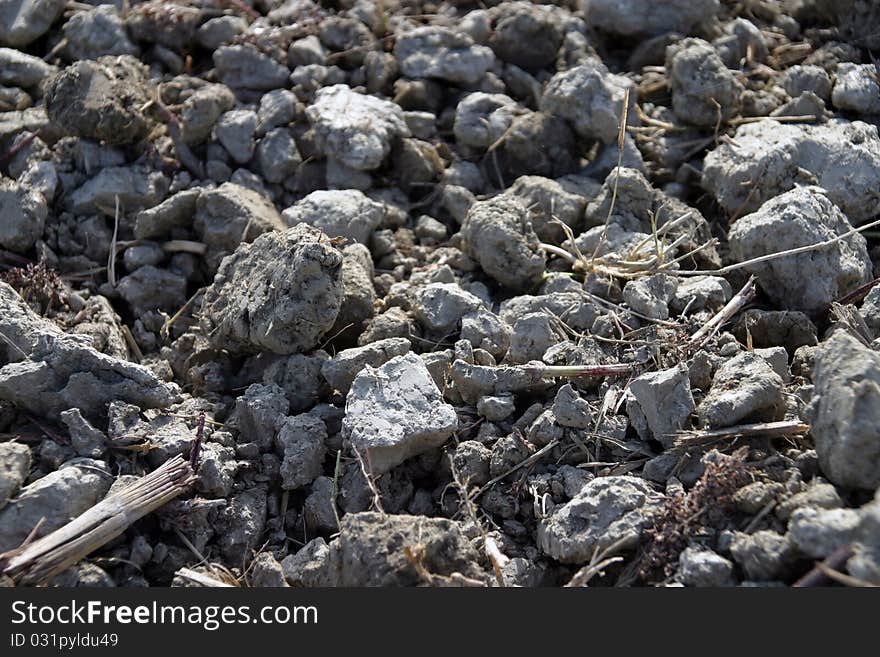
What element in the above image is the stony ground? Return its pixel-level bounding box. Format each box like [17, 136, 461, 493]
[0, 0, 879, 587]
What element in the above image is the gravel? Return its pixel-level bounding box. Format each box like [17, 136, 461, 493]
[0, 0, 877, 589]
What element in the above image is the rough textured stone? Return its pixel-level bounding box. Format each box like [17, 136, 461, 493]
[811, 331, 880, 489]
[626, 365, 695, 447]
[460, 195, 546, 293]
[327, 512, 485, 586]
[201, 224, 343, 355]
[282, 189, 384, 245]
[728, 187, 871, 314]
[306, 85, 409, 171]
[538, 476, 664, 563]
[703, 120, 880, 223]
[0, 461, 112, 552]
[583, 0, 719, 37]
[698, 352, 785, 429]
[541, 61, 638, 144]
[394, 27, 494, 86]
[342, 353, 458, 473]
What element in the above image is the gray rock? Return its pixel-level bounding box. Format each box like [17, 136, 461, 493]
[276, 414, 326, 490]
[538, 476, 664, 563]
[728, 187, 871, 314]
[788, 507, 861, 559]
[234, 383, 289, 453]
[506, 176, 586, 244]
[811, 331, 880, 489]
[0, 177, 46, 253]
[506, 312, 564, 364]
[248, 552, 288, 588]
[215, 486, 267, 564]
[66, 165, 167, 214]
[202, 225, 342, 354]
[666, 38, 744, 126]
[215, 110, 257, 164]
[552, 384, 593, 429]
[62, 5, 138, 60]
[451, 440, 491, 486]
[282, 189, 383, 244]
[117, 266, 187, 314]
[194, 182, 285, 270]
[0, 0, 66, 47]
[0, 47, 55, 88]
[44, 56, 152, 146]
[195, 442, 237, 498]
[676, 547, 735, 587]
[0, 442, 30, 511]
[461, 195, 546, 292]
[134, 189, 200, 240]
[0, 282, 62, 364]
[306, 85, 409, 171]
[342, 353, 458, 473]
[262, 352, 329, 413]
[196, 15, 247, 51]
[626, 365, 695, 446]
[754, 346, 791, 383]
[59, 408, 106, 458]
[670, 276, 732, 314]
[123, 243, 164, 271]
[584, 0, 719, 36]
[782, 65, 832, 101]
[321, 338, 411, 395]
[848, 490, 880, 584]
[460, 308, 510, 360]
[281, 537, 330, 587]
[453, 92, 525, 151]
[256, 89, 298, 135]
[0, 460, 112, 552]
[179, 84, 236, 145]
[0, 334, 179, 421]
[414, 283, 483, 335]
[213, 44, 290, 91]
[775, 480, 842, 521]
[861, 286, 880, 338]
[394, 27, 494, 86]
[622, 274, 678, 320]
[832, 63, 880, 115]
[476, 394, 515, 422]
[330, 243, 377, 343]
[288, 35, 327, 68]
[698, 352, 785, 429]
[256, 128, 302, 184]
[702, 119, 880, 223]
[541, 61, 637, 143]
[729, 530, 796, 581]
[451, 359, 552, 405]
[327, 512, 485, 586]
[303, 475, 338, 534]
[733, 309, 817, 352]
[487, 1, 565, 72]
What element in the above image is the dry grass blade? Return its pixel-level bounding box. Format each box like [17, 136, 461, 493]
[0, 455, 195, 585]
[672, 420, 810, 451]
[175, 567, 236, 588]
[674, 217, 880, 277]
[688, 275, 756, 349]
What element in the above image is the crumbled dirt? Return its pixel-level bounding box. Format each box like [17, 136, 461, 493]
[1, 0, 879, 588]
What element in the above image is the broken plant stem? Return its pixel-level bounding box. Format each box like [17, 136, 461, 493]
[0, 455, 195, 585]
[674, 217, 880, 277]
[672, 419, 809, 450]
[536, 363, 635, 378]
[688, 275, 756, 349]
[793, 544, 855, 587]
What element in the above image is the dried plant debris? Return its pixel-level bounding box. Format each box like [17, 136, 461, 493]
[0, 0, 878, 588]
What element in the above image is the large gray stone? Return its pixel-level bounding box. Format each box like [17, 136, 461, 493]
[342, 353, 457, 473]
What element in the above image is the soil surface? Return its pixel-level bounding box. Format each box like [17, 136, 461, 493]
[0, 0, 879, 587]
